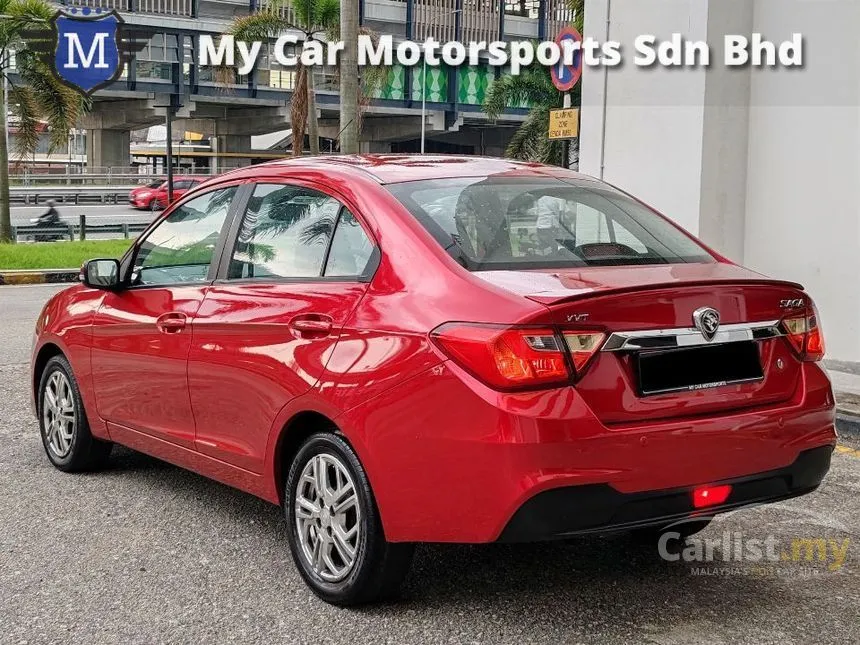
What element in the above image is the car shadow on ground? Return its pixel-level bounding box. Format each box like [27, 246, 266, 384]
[95, 446, 792, 626]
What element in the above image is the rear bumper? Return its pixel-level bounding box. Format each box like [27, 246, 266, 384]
[344, 360, 837, 544]
[497, 445, 833, 542]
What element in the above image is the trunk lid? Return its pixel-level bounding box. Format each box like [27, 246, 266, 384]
[473, 263, 807, 424]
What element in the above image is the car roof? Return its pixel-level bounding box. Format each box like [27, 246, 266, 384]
[214, 154, 600, 185]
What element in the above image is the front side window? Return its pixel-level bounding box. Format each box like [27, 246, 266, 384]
[133, 186, 236, 286]
[386, 177, 714, 270]
[228, 184, 369, 279]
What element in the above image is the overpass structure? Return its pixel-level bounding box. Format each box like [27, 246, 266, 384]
[16, 0, 576, 168]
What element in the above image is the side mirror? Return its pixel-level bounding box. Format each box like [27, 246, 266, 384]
[80, 258, 121, 290]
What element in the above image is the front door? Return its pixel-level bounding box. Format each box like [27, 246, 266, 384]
[188, 182, 378, 472]
[91, 185, 240, 448]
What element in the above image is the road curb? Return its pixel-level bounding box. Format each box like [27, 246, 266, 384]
[0, 269, 78, 286]
[836, 410, 860, 440]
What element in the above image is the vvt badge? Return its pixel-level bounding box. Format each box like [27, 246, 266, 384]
[52, 9, 124, 95]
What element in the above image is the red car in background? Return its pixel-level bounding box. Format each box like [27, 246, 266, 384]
[32, 156, 835, 605]
[129, 176, 204, 211]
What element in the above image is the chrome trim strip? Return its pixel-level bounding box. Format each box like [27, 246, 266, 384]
[601, 320, 783, 352]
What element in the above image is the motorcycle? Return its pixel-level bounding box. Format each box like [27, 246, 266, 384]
[29, 202, 65, 242]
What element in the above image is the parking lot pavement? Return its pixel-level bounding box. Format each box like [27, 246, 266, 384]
[1, 285, 858, 645]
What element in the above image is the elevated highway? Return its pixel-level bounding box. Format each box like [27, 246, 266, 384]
[11, 0, 567, 166]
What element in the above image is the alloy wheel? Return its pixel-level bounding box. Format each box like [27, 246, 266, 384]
[42, 371, 76, 459]
[295, 453, 362, 582]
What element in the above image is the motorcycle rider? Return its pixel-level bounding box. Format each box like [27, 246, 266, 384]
[31, 200, 62, 242]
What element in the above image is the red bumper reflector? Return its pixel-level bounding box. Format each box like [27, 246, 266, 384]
[692, 484, 732, 508]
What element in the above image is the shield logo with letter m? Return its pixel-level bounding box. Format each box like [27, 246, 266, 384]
[52, 9, 124, 96]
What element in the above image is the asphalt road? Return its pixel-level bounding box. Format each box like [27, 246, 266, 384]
[10, 204, 152, 227]
[1, 284, 858, 644]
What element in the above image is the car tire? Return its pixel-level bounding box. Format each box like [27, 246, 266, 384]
[37, 355, 113, 472]
[150, 199, 161, 212]
[285, 432, 414, 606]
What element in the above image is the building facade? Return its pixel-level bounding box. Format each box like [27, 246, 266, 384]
[580, 0, 859, 366]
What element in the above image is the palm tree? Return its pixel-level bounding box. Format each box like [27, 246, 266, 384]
[0, 0, 84, 243]
[484, 0, 584, 166]
[338, 0, 359, 154]
[230, 0, 339, 156]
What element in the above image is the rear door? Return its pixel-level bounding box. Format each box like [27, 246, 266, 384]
[91, 183, 243, 447]
[188, 181, 378, 473]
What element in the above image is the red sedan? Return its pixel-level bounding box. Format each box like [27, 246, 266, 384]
[129, 176, 204, 211]
[32, 156, 835, 605]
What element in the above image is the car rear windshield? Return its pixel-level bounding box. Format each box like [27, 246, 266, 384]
[385, 176, 714, 270]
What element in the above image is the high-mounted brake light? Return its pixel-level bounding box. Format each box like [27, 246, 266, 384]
[431, 324, 570, 390]
[781, 302, 825, 362]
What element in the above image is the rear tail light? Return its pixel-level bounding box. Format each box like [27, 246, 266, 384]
[431, 324, 606, 391]
[563, 331, 606, 371]
[781, 302, 825, 361]
[431, 324, 570, 390]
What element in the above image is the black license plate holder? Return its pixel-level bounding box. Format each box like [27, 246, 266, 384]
[637, 341, 764, 396]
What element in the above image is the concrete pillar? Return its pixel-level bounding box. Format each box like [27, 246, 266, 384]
[85, 129, 130, 171]
[359, 141, 391, 153]
[211, 134, 252, 173]
[742, 0, 860, 364]
[580, 0, 860, 363]
[580, 0, 751, 260]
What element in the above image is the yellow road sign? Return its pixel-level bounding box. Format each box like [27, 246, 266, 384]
[548, 108, 580, 140]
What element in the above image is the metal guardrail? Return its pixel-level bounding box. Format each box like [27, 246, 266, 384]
[9, 186, 137, 206]
[12, 216, 149, 242]
[10, 174, 161, 187]
[62, 0, 196, 17]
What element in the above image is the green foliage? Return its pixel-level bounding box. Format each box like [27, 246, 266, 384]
[1, 0, 88, 242]
[484, 64, 577, 165]
[232, 0, 339, 37]
[484, 65, 560, 121]
[571, 0, 584, 31]
[228, 0, 378, 155]
[0, 239, 132, 270]
[483, 1, 584, 165]
[1, 0, 84, 156]
[505, 104, 564, 166]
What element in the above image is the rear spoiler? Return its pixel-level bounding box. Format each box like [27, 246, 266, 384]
[524, 278, 806, 306]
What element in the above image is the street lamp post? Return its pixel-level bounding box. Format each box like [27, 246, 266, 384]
[420, 57, 426, 154]
[2, 72, 8, 168]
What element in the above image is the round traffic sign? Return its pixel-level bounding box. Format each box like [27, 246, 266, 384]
[551, 26, 583, 92]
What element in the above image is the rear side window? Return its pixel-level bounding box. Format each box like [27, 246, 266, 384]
[228, 184, 374, 280]
[325, 210, 374, 277]
[386, 177, 714, 270]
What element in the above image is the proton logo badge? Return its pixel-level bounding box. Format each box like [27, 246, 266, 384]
[51, 8, 124, 96]
[693, 306, 720, 341]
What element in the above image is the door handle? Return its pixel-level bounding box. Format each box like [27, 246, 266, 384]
[289, 315, 333, 338]
[156, 312, 187, 333]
